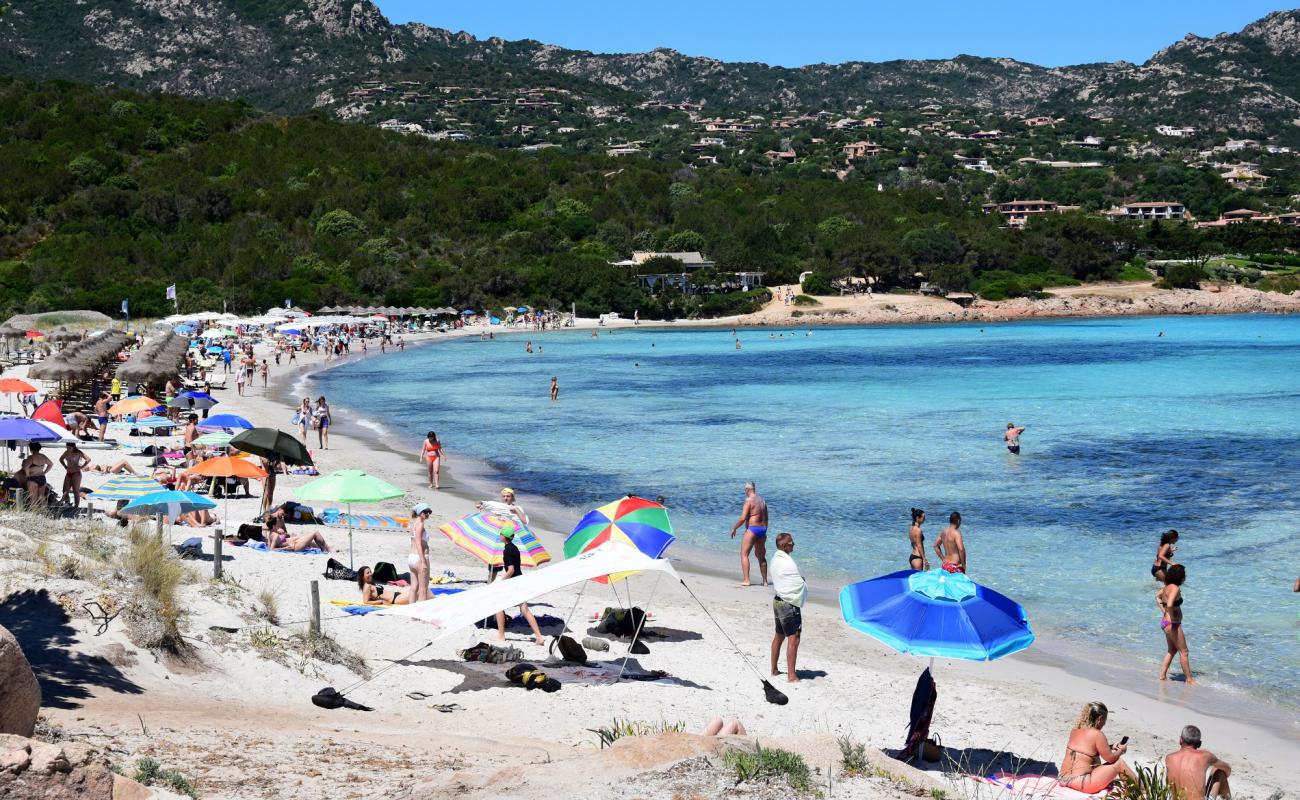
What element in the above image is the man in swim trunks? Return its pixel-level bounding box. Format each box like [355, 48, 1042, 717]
[934, 511, 967, 574]
[1004, 422, 1026, 454]
[729, 481, 769, 587]
[94, 392, 110, 442]
[1166, 725, 1231, 800]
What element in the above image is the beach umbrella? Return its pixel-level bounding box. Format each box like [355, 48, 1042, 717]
[229, 427, 313, 466]
[564, 495, 676, 584]
[0, 417, 62, 443]
[295, 470, 403, 568]
[186, 455, 269, 530]
[123, 490, 216, 530]
[460, 309, 476, 316]
[197, 413, 253, 431]
[24, 330, 44, 339]
[169, 391, 218, 411]
[838, 569, 1034, 661]
[109, 396, 161, 416]
[439, 512, 551, 569]
[26, 419, 77, 443]
[30, 400, 64, 427]
[0, 378, 37, 394]
[193, 431, 234, 447]
[90, 474, 166, 501]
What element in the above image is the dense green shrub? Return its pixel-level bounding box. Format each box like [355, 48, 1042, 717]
[1157, 263, 1207, 289]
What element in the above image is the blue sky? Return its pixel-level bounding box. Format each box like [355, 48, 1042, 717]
[375, 1, 1289, 67]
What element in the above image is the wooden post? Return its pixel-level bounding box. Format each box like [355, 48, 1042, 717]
[13, 488, 24, 511]
[309, 580, 321, 636]
[212, 531, 223, 580]
[154, 512, 165, 541]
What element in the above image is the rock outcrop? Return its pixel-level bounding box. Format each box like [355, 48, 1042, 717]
[0, 733, 175, 799]
[0, 624, 40, 737]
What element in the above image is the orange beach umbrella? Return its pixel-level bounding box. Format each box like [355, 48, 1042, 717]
[186, 456, 268, 479]
[109, 396, 160, 416]
[0, 378, 36, 394]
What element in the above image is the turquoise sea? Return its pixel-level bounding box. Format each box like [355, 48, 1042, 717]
[315, 315, 1300, 710]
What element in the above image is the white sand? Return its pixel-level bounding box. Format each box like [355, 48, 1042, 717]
[2, 324, 1296, 799]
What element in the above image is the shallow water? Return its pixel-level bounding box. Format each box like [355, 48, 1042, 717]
[317, 315, 1300, 708]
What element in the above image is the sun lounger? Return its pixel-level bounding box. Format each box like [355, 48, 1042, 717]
[320, 508, 408, 530]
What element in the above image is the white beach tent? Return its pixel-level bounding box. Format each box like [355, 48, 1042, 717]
[368, 541, 790, 706]
[378, 542, 678, 639]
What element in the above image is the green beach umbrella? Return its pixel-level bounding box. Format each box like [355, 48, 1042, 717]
[295, 470, 403, 568]
[193, 431, 234, 446]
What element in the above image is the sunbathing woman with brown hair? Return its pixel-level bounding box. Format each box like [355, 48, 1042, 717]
[356, 566, 411, 605]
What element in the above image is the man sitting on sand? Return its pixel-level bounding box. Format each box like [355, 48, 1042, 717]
[1166, 725, 1231, 800]
[728, 481, 769, 587]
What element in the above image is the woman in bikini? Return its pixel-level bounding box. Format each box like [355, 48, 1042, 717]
[408, 503, 432, 602]
[420, 431, 443, 490]
[1151, 529, 1178, 582]
[1058, 702, 1134, 793]
[296, 398, 311, 442]
[1157, 564, 1194, 683]
[265, 513, 332, 552]
[908, 508, 928, 571]
[356, 566, 411, 605]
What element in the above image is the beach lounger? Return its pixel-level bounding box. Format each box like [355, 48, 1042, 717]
[320, 508, 409, 531]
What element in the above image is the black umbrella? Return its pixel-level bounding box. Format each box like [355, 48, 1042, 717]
[229, 427, 313, 466]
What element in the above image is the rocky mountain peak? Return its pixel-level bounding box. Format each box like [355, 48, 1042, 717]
[1240, 8, 1300, 53]
[295, 0, 388, 37]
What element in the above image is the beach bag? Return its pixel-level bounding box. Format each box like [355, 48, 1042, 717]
[922, 734, 943, 763]
[549, 634, 588, 665]
[237, 523, 264, 542]
[599, 606, 647, 638]
[176, 537, 204, 559]
[324, 558, 356, 581]
[372, 561, 399, 583]
[290, 412, 302, 426]
[505, 663, 561, 693]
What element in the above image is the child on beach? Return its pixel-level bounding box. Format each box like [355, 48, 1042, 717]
[492, 522, 546, 646]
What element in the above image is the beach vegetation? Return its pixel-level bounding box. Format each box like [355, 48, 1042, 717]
[836, 735, 870, 776]
[255, 587, 280, 625]
[1156, 263, 1207, 290]
[588, 718, 686, 748]
[121, 526, 189, 653]
[801, 272, 835, 295]
[793, 294, 820, 305]
[723, 742, 815, 794]
[1113, 764, 1178, 800]
[132, 757, 200, 798]
[1117, 260, 1153, 282]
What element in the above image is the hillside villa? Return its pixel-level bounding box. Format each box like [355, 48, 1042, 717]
[610, 251, 764, 293]
[981, 199, 1080, 229]
[1103, 201, 1190, 222]
[842, 141, 885, 160]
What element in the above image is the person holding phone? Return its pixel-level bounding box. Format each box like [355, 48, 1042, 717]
[1058, 702, 1136, 793]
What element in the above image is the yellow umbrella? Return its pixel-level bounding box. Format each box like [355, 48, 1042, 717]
[109, 395, 161, 416]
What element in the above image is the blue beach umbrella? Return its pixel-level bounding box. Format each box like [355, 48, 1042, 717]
[460, 309, 476, 315]
[0, 417, 63, 443]
[839, 569, 1033, 661]
[198, 413, 253, 432]
[170, 391, 218, 411]
[123, 490, 216, 519]
[205, 346, 224, 355]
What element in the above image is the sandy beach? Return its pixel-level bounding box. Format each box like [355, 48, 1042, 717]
[720, 281, 1300, 328]
[1, 321, 1296, 799]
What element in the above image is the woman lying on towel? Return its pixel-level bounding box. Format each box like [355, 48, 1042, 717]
[356, 566, 412, 605]
[266, 514, 333, 552]
[1058, 702, 1136, 793]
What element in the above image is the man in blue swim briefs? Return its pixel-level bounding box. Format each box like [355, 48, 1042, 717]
[729, 480, 769, 587]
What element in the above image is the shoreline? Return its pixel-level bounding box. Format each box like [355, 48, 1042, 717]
[6, 315, 1295, 798]
[287, 324, 1298, 742]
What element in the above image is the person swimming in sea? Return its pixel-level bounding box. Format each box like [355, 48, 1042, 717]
[908, 508, 928, 570]
[728, 481, 769, 587]
[1004, 422, 1026, 454]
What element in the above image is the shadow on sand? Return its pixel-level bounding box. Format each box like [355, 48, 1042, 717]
[0, 589, 144, 709]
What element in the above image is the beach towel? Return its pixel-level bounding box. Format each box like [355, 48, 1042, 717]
[320, 508, 409, 530]
[475, 613, 565, 631]
[969, 773, 1107, 800]
[244, 540, 323, 555]
[459, 659, 682, 687]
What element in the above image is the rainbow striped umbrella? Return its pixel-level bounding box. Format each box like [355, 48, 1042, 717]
[564, 495, 675, 584]
[439, 512, 550, 568]
[90, 475, 166, 501]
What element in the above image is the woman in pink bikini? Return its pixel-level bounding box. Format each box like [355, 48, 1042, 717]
[420, 431, 443, 489]
[1157, 564, 1194, 683]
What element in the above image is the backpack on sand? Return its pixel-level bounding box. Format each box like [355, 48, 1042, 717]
[549, 634, 588, 665]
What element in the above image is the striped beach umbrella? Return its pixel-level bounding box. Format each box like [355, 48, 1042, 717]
[439, 512, 550, 568]
[90, 475, 166, 501]
[564, 495, 675, 583]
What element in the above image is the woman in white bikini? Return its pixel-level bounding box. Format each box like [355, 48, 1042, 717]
[408, 503, 433, 602]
